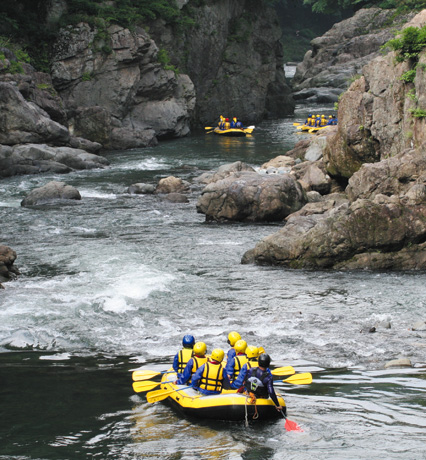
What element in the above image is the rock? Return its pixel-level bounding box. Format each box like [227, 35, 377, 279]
[346, 149, 426, 202]
[51, 24, 195, 148]
[384, 358, 412, 368]
[261, 156, 295, 170]
[0, 245, 19, 286]
[0, 144, 109, 178]
[195, 161, 256, 186]
[128, 183, 156, 194]
[162, 193, 189, 203]
[305, 136, 327, 162]
[307, 191, 323, 202]
[300, 163, 331, 195]
[197, 171, 307, 222]
[147, 1, 294, 124]
[21, 181, 81, 206]
[412, 321, 426, 331]
[243, 199, 426, 269]
[155, 176, 190, 194]
[292, 8, 415, 101]
[0, 82, 70, 146]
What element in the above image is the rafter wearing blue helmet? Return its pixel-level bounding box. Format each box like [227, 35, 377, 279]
[173, 334, 195, 377]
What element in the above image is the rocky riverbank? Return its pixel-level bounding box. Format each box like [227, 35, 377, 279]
[292, 8, 415, 103]
[196, 11, 426, 270]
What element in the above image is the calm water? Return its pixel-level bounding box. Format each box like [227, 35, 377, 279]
[1, 106, 425, 459]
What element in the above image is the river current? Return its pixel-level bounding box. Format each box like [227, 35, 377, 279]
[1, 106, 425, 460]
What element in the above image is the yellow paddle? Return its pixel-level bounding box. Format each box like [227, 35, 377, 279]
[146, 386, 191, 403]
[281, 372, 312, 385]
[293, 122, 301, 126]
[270, 366, 295, 376]
[132, 379, 174, 392]
[204, 126, 214, 130]
[132, 370, 173, 381]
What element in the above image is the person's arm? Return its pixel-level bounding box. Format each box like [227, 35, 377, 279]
[177, 358, 193, 385]
[172, 352, 179, 373]
[224, 355, 235, 379]
[265, 374, 282, 409]
[230, 364, 247, 389]
[191, 364, 204, 389]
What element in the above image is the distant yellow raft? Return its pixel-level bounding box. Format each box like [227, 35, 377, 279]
[158, 371, 286, 421]
[213, 126, 255, 136]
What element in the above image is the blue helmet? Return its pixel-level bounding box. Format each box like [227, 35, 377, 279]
[182, 334, 195, 347]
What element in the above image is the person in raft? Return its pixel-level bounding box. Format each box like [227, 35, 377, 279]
[175, 341, 208, 385]
[173, 334, 195, 377]
[225, 339, 248, 383]
[232, 353, 282, 411]
[226, 331, 242, 362]
[191, 348, 230, 395]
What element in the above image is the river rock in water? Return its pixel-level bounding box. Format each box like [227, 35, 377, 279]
[0, 245, 19, 287]
[21, 181, 81, 207]
[197, 171, 307, 222]
[0, 144, 109, 178]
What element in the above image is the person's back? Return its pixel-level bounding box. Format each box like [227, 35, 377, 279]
[176, 341, 207, 385]
[230, 345, 259, 390]
[225, 339, 247, 383]
[173, 334, 195, 376]
[191, 348, 229, 395]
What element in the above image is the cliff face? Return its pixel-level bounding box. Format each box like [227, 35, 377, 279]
[292, 8, 415, 103]
[147, 0, 294, 125]
[242, 10, 426, 270]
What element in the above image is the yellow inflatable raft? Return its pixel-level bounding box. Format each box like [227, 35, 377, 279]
[156, 371, 286, 421]
[213, 126, 254, 136]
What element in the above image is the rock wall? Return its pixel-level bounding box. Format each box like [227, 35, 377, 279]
[51, 23, 195, 148]
[147, 0, 294, 124]
[292, 8, 415, 103]
[242, 10, 426, 270]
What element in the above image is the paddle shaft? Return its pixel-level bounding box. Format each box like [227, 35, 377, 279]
[147, 385, 191, 403]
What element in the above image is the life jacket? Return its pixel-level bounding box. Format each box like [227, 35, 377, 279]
[199, 362, 224, 392]
[246, 359, 258, 370]
[233, 354, 248, 378]
[224, 122, 231, 130]
[245, 368, 269, 398]
[177, 348, 193, 373]
[192, 356, 207, 374]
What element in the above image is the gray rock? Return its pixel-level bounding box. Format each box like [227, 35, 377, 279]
[155, 176, 190, 194]
[163, 193, 189, 203]
[197, 171, 307, 222]
[412, 321, 426, 331]
[21, 181, 81, 207]
[128, 183, 156, 194]
[384, 358, 412, 368]
[0, 144, 109, 178]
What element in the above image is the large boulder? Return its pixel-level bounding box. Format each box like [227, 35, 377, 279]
[21, 181, 81, 206]
[243, 199, 426, 269]
[0, 245, 19, 287]
[0, 144, 109, 178]
[0, 82, 70, 146]
[197, 171, 307, 222]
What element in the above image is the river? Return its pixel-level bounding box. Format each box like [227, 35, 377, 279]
[1, 105, 425, 460]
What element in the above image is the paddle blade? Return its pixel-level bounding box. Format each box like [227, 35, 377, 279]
[282, 372, 312, 385]
[132, 370, 161, 381]
[146, 388, 175, 403]
[271, 366, 295, 376]
[285, 418, 303, 432]
[293, 122, 301, 126]
[132, 380, 161, 392]
[204, 126, 214, 130]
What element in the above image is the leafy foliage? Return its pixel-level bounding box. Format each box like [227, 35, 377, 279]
[384, 26, 426, 63]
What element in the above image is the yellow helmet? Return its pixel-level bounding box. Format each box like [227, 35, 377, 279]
[257, 346, 265, 355]
[228, 331, 241, 346]
[234, 339, 247, 354]
[246, 345, 259, 359]
[211, 348, 225, 363]
[193, 341, 207, 356]
[329, 115, 332, 118]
